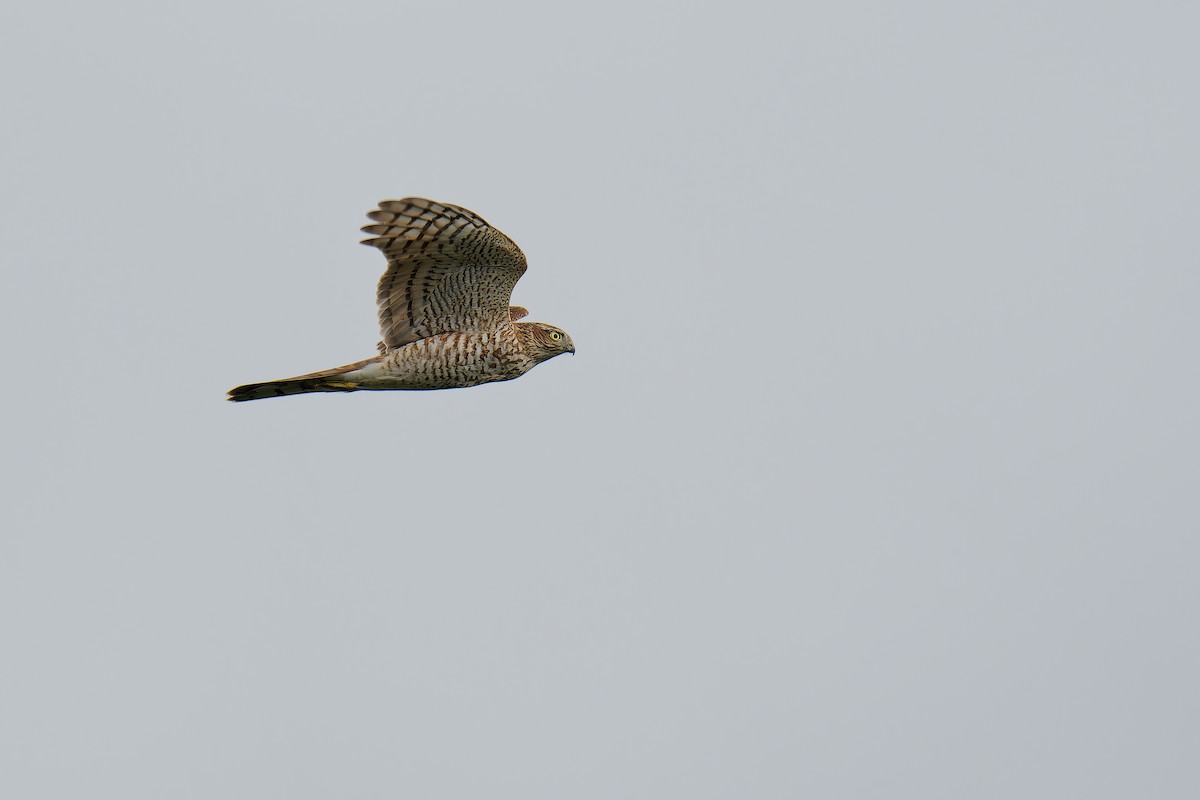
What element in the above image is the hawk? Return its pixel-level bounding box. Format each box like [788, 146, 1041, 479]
[228, 198, 574, 402]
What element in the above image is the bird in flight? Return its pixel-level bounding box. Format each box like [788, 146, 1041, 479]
[228, 198, 574, 402]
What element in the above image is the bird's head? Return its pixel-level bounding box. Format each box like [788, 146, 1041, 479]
[517, 322, 575, 362]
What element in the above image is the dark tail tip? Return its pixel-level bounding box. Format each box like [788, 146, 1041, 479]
[227, 382, 276, 402]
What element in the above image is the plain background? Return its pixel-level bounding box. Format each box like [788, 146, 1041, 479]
[2, 1, 1197, 797]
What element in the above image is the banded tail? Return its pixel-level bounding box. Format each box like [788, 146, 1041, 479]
[227, 357, 380, 402]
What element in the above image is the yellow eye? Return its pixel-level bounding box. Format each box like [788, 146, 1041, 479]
[550, 332, 561, 341]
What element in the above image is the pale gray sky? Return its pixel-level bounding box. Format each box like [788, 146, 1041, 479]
[2, 1, 1198, 798]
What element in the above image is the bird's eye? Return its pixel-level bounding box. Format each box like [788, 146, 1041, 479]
[550, 332, 562, 341]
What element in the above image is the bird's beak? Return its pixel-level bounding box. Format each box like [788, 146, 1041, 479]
[568, 343, 576, 354]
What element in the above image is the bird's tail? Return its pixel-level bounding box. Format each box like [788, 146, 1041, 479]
[227, 357, 380, 402]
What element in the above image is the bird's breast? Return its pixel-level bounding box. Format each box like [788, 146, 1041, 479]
[352, 330, 530, 390]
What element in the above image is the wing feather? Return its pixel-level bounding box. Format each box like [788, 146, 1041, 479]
[360, 198, 528, 349]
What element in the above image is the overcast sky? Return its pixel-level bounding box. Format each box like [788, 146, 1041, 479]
[2, 2, 1198, 798]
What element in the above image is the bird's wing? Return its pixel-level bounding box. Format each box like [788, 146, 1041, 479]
[360, 198, 528, 350]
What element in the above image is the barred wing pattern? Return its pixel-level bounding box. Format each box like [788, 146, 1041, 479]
[361, 198, 528, 350]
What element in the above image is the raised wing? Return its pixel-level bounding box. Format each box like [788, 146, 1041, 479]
[361, 198, 528, 350]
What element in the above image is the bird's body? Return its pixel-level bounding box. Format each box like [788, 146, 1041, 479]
[356, 329, 533, 389]
[228, 198, 573, 402]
